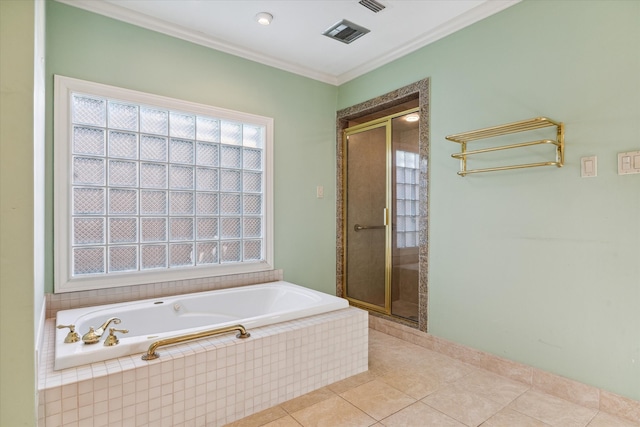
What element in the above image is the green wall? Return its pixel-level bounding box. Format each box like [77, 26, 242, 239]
[45, 2, 339, 295]
[340, 0, 640, 400]
[1, 1, 41, 425]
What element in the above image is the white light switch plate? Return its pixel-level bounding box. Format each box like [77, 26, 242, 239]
[581, 156, 597, 178]
[618, 151, 640, 175]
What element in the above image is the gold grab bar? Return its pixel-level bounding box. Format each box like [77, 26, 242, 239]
[446, 117, 564, 176]
[141, 324, 250, 361]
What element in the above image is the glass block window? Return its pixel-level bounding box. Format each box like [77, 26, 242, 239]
[396, 151, 419, 248]
[55, 76, 273, 292]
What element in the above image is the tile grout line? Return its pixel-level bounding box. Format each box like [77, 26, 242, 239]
[335, 394, 380, 423]
[420, 398, 496, 427]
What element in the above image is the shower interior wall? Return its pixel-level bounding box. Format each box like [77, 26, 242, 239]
[391, 126, 420, 310]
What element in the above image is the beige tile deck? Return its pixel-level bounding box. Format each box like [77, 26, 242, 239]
[226, 329, 640, 427]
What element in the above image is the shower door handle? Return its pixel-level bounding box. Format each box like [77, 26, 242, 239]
[354, 224, 385, 232]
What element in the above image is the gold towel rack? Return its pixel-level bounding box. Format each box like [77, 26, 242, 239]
[446, 117, 564, 176]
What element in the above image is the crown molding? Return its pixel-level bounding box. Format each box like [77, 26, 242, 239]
[335, 0, 521, 85]
[55, 0, 519, 87]
[54, 0, 340, 85]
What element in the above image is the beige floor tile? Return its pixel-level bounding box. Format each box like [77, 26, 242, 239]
[507, 390, 597, 427]
[230, 329, 630, 427]
[482, 408, 551, 426]
[452, 369, 529, 405]
[369, 332, 472, 385]
[587, 411, 640, 427]
[369, 331, 445, 367]
[280, 387, 336, 414]
[369, 329, 398, 343]
[369, 331, 471, 383]
[421, 383, 505, 426]
[340, 379, 416, 421]
[369, 330, 424, 361]
[425, 359, 475, 384]
[263, 415, 304, 427]
[369, 347, 412, 373]
[376, 367, 442, 400]
[380, 401, 466, 427]
[328, 371, 377, 395]
[368, 357, 392, 376]
[290, 395, 376, 427]
[225, 406, 288, 427]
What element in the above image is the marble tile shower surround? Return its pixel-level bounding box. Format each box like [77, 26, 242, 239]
[336, 78, 430, 332]
[368, 316, 640, 424]
[38, 307, 369, 426]
[46, 270, 283, 318]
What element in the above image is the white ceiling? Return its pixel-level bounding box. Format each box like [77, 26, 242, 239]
[57, 0, 520, 85]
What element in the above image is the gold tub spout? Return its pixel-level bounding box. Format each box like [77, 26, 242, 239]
[82, 317, 121, 344]
[142, 324, 250, 361]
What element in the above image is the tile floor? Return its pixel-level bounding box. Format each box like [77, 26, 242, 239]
[226, 329, 640, 427]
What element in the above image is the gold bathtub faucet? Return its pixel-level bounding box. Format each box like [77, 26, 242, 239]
[82, 317, 122, 344]
[104, 327, 129, 346]
[56, 324, 80, 343]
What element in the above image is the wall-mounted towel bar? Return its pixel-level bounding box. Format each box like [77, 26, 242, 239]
[446, 117, 564, 176]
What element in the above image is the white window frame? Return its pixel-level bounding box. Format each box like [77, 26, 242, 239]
[54, 75, 274, 293]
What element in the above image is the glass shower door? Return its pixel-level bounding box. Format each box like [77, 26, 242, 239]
[344, 124, 389, 310]
[343, 108, 419, 320]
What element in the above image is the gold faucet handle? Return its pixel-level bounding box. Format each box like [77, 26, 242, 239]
[104, 328, 129, 347]
[56, 324, 80, 343]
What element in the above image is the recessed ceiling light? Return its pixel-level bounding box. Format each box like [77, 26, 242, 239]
[405, 114, 419, 122]
[256, 12, 273, 26]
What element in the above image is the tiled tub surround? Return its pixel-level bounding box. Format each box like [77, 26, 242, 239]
[38, 306, 369, 426]
[369, 316, 640, 424]
[54, 281, 348, 370]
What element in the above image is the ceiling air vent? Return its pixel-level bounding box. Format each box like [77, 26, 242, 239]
[322, 19, 370, 44]
[359, 0, 386, 13]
